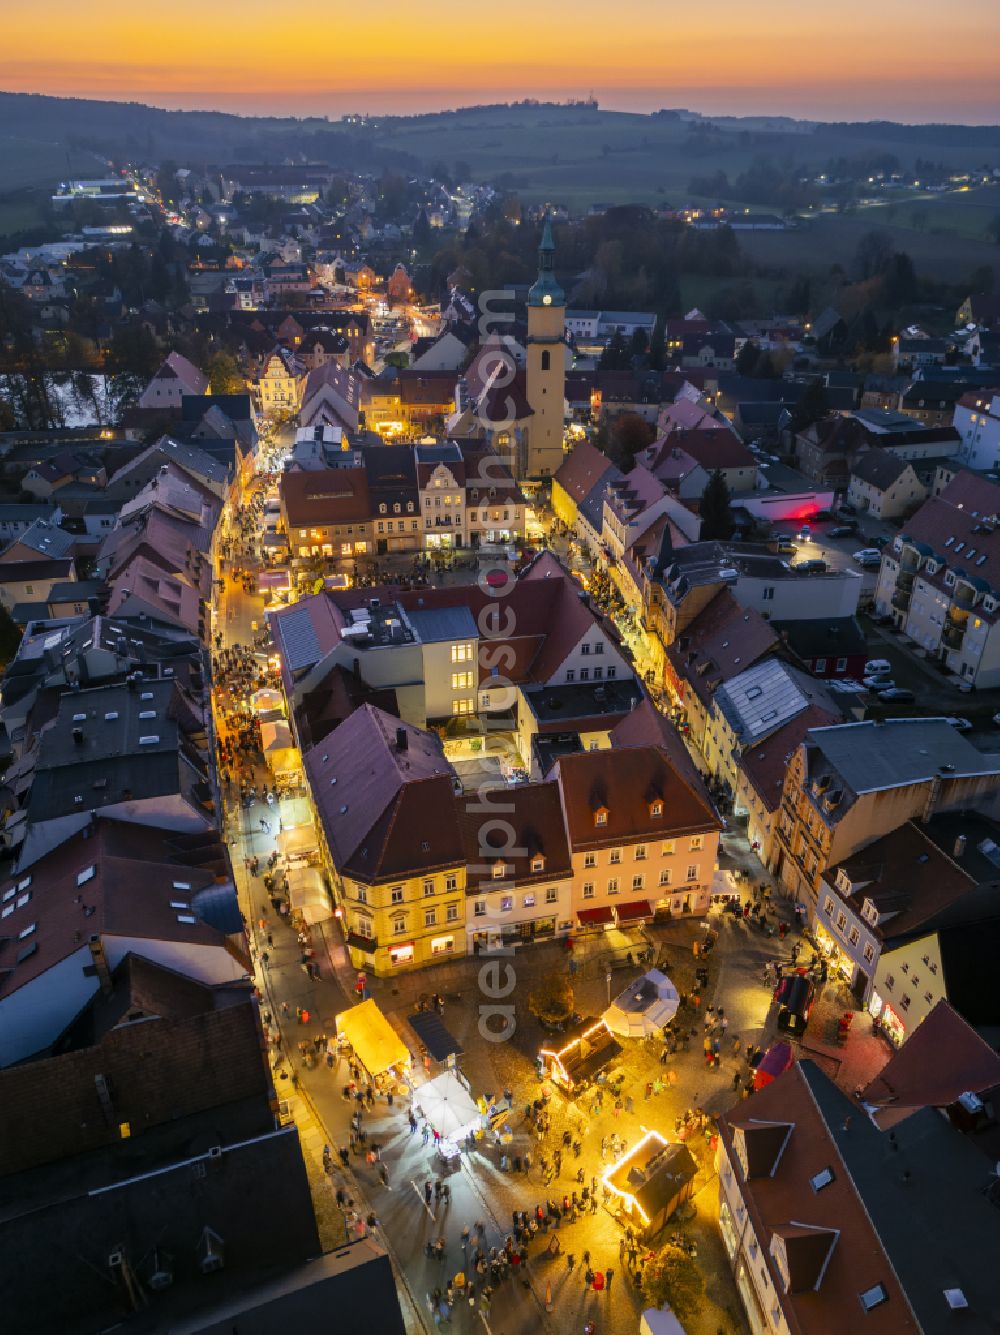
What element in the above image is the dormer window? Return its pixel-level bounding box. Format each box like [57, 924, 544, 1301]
[530, 855, 545, 873]
[379, 503, 387, 513]
[594, 807, 609, 827]
[649, 800, 663, 818]
[492, 861, 506, 879]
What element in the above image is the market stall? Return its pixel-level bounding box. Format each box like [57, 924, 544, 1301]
[260, 717, 301, 782]
[538, 1016, 623, 1095]
[286, 865, 332, 925]
[278, 823, 317, 861]
[335, 999, 411, 1088]
[604, 969, 680, 1039]
[252, 687, 285, 715]
[603, 1131, 697, 1239]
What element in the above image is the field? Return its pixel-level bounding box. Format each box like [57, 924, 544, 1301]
[737, 192, 1000, 283]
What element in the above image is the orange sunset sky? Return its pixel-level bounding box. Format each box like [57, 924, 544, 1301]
[2, 0, 999, 121]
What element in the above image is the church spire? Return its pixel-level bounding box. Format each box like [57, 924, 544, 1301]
[528, 213, 565, 308]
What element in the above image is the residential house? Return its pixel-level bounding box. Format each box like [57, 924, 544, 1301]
[299, 361, 363, 433]
[956, 292, 1000, 328]
[703, 658, 841, 814]
[254, 346, 303, 417]
[874, 471, 1000, 686]
[717, 1058, 1000, 1335]
[461, 781, 573, 951]
[847, 448, 928, 519]
[280, 468, 372, 562]
[0, 817, 246, 1067]
[771, 617, 867, 680]
[0, 518, 76, 564]
[551, 439, 618, 531]
[416, 442, 467, 550]
[774, 717, 1000, 911]
[304, 706, 467, 975]
[661, 589, 780, 753]
[645, 427, 759, 494]
[893, 335, 949, 371]
[814, 813, 1000, 1026]
[737, 704, 840, 871]
[137, 351, 209, 411]
[953, 387, 1000, 470]
[0, 558, 75, 613]
[550, 744, 722, 923]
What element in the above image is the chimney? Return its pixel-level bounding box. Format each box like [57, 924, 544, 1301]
[396, 726, 408, 752]
[953, 833, 967, 859]
[72, 726, 84, 745]
[88, 934, 113, 997]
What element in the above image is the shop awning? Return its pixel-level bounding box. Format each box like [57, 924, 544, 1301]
[577, 906, 614, 926]
[409, 1010, 464, 1063]
[335, 999, 410, 1077]
[415, 1070, 479, 1139]
[258, 570, 291, 590]
[615, 899, 652, 922]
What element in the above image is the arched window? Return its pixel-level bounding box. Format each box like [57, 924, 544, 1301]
[541, 350, 551, 371]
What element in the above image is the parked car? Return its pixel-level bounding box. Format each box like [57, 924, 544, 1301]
[864, 677, 896, 692]
[864, 659, 892, 676]
[871, 534, 890, 549]
[774, 973, 816, 1035]
[944, 717, 973, 731]
[993, 712, 1000, 727]
[772, 538, 796, 554]
[880, 687, 916, 702]
[839, 502, 857, 515]
[828, 524, 856, 538]
[853, 549, 882, 568]
[793, 559, 828, 573]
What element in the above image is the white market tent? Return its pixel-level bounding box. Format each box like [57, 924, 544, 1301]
[604, 969, 680, 1039]
[278, 824, 317, 858]
[252, 687, 284, 714]
[286, 865, 331, 925]
[416, 1070, 480, 1140]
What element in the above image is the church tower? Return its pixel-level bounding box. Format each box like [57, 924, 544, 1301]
[524, 216, 566, 480]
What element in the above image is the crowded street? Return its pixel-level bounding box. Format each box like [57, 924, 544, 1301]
[203, 446, 902, 1335]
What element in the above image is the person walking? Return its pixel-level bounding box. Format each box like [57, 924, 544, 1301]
[605, 1266, 615, 1293]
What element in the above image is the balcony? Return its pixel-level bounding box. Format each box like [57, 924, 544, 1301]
[896, 569, 915, 592]
[946, 604, 969, 629]
[943, 622, 966, 651]
[891, 587, 912, 612]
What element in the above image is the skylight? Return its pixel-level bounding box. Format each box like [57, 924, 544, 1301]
[176, 913, 197, 924]
[138, 735, 160, 745]
[859, 1283, 889, 1312]
[77, 866, 96, 885]
[810, 1167, 835, 1191]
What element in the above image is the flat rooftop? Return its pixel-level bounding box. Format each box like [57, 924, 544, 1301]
[525, 679, 640, 725]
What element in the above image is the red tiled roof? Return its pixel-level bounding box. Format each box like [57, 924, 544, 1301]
[610, 698, 712, 804]
[552, 744, 720, 851]
[658, 426, 754, 472]
[460, 781, 571, 892]
[718, 1063, 909, 1335]
[279, 467, 371, 527]
[740, 704, 840, 812]
[666, 589, 779, 710]
[553, 440, 617, 505]
[860, 999, 1000, 1128]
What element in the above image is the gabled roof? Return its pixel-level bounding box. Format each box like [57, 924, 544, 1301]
[610, 698, 713, 807]
[150, 351, 208, 396]
[460, 781, 571, 889]
[279, 467, 371, 527]
[715, 657, 810, 745]
[740, 704, 839, 813]
[554, 440, 618, 505]
[666, 589, 780, 711]
[850, 447, 912, 491]
[0, 817, 240, 1005]
[552, 744, 720, 850]
[646, 426, 752, 474]
[860, 1000, 1000, 1128]
[303, 705, 459, 880]
[0, 519, 75, 561]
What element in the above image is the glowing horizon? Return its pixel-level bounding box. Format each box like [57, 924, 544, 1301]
[2, 0, 999, 125]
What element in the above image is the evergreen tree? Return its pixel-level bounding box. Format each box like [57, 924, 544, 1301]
[788, 379, 830, 434]
[599, 330, 630, 370]
[700, 470, 734, 540]
[735, 340, 759, 376]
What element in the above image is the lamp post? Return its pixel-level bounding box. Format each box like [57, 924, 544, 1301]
[606, 970, 612, 1006]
